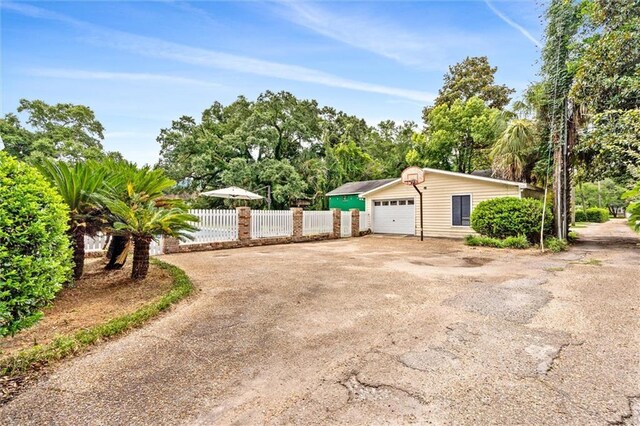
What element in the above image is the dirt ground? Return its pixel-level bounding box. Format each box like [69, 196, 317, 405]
[1, 220, 639, 425]
[0, 258, 173, 358]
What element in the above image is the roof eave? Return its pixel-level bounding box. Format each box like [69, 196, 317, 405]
[422, 168, 529, 188]
[326, 192, 362, 197]
[358, 178, 402, 198]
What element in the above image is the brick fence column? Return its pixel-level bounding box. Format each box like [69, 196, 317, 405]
[332, 208, 341, 239]
[162, 236, 180, 254]
[350, 209, 360, 237]
[236, 206, 251, 241]
[291, 207, 303, 239]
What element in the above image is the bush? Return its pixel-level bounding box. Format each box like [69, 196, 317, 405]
[544, 237, 569, 253]
[575, 210, 587, 222]
[465, 235, 504, 248]
[502, 235, 530, 249]
[471, 197, 552, 243]
[0, 153, 72, 336]
[465, 234, 530, 249]
[585, 207, 609, 223]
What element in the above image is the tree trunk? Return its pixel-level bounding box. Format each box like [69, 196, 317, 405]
[131, 236, 152, 281]
[105, 235, 130, 270]
[71, 226, 86, 280]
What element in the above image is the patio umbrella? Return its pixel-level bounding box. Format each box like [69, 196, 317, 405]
[200, 186, 264, 200]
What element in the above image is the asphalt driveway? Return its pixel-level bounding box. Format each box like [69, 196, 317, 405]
[2, 220, 639, 425]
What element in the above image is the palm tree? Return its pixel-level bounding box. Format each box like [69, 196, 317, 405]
[100, 160, 177, 270]
[38, 160, 107, 279]
[491, 119, 537, 182]
[105, 196, 197, 280]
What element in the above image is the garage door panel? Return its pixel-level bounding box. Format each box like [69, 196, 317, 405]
[372, 199, 415, 235]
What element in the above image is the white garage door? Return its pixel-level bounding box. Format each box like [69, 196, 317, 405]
[372, 199, 415, 235]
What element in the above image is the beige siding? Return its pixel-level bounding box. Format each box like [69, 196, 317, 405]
[364, 172, 521, 238]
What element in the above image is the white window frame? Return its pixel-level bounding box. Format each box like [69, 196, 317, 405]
[451, 193, 473, 227]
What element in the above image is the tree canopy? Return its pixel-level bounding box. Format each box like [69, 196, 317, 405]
[157, 90, 417, 209]
[1, 99, 109, 162]
[411, 97, 501, 174]
[422, 56, 514, 121]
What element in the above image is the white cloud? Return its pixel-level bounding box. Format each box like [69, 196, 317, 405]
[484, 0, 541, 48]
[4, 2, 435, 103]
[27, 68, 221, 88]
[273, 1, 477, 70]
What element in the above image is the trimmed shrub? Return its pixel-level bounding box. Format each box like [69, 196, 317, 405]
[471, 197, 552, 243]
[575, 210, 587, 222]
[502, 235, 530, 249]
[544, 237, 569, 253]
[585, 207, 609, 223]
[0, 153, 72, 336]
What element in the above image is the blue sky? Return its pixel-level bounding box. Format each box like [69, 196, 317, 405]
[1, 1, 544, 165]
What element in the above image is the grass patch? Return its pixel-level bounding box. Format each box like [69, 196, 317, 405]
[465, 234, 530, 249]
[582, 258, 603, 266]
[544, 266, 565, 272]
[0, 259, 193, 378]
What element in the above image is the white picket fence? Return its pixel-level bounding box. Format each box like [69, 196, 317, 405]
[85, 234, 164, 256]
[341, 211, 352, 238]
[303, 211, 333, 235]
[85, 233, 109, 252]
[182, 209, 238, 245]
[251, 210, 293, 239]
[359, 211, 369, 232]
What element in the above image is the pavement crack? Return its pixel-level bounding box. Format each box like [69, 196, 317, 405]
[544, 341, 584, 375]
[607, 395, 640, 425]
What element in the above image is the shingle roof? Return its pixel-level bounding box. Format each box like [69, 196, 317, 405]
[326, 178, 398, 196]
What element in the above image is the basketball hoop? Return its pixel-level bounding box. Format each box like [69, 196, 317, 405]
[400, 166, 426, 242]
[401, 166, 425, 186]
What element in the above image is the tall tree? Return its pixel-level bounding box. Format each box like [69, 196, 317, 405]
[491, 119, 537, 182]
[412, 97, 500, 173]
[1, 99, 107, 162]
[571, 0, 640, 183]
[540, 0, 582, 239]
[423, 56, 514, 120]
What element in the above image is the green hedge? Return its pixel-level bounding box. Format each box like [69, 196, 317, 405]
[0, 153, 72, 336]
[575, 208, 609, 223]
[471, 197, 552, 243]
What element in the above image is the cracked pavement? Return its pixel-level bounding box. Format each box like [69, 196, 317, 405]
[1, 220, 639, 425]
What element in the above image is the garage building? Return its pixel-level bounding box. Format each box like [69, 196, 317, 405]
[326, 179, 396, 211]
[359, 168, 538, 238]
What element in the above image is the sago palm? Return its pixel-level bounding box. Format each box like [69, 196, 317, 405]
[491, 119, 536, 182]
[100, 160, 177, 270]
[38, 160, 108, 279]
[105, 196, 197, 280]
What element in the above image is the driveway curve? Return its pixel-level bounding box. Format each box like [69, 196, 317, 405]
[2, 220, 639, 425]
